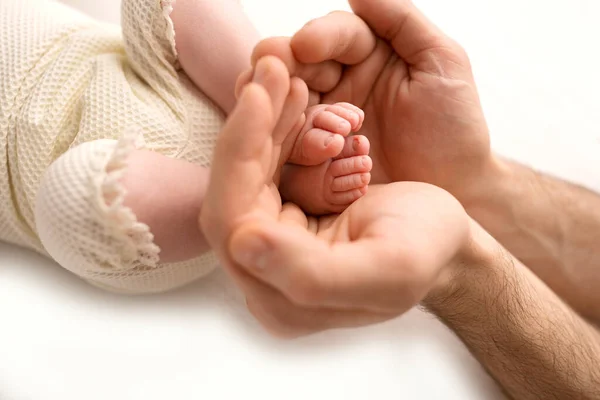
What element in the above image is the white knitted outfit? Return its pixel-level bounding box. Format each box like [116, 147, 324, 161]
[0, 0, 224, 293]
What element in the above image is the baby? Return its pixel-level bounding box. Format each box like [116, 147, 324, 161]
[0, 0, 372, 293]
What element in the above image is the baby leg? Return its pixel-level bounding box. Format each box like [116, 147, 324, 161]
[170, 0, 260, 114]
[27, 0, 256, 293]
[119, 149, 212, 264]
[34, 57, 306, 293]
[34, 138, 216, 294]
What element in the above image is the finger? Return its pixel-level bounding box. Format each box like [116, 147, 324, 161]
[245, 290, 393, 339]
[274, 77, 309, 148]
[349, 0, 465, 68]
[211, 57, 289, 172]
[209, 243, 392, 339]
[251, 37, 299, 72]
[278, 202, 309, 229]
[235, 68, 254, 99]
[272, 78, 310, 185]
[229, 219, 424, 313]
[201, 57, 290, 248]
[291, 11, 378, 65]
[308, 90, 321, 107]
[252, 37, 343, 93]
[321, 38, 396, 107]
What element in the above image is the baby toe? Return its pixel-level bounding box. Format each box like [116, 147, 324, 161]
[332, 172, 371, 192]
[326, 103, 365, 131]
[329, 187, 369, 206]
[312, 110, 353, 136]
[329, 156, 373, 177]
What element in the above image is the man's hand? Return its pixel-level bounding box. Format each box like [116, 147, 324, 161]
[200, 56, 308, 287]
[248, 0, 600, 325]
[201, 54, 473, 338]
[230, 182, 471, 337]
[250, 0, 496, 200]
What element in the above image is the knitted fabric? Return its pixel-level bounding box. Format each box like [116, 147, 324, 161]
[0, 0, 223, 293]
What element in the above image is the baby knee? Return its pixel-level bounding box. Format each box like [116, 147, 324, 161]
[35, 138, 216, 294]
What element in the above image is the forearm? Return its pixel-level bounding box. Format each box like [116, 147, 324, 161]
[425, 222, 600, 399]
[465, 157, 600, 321]
[121, 150, 211, 263]
[170, 0, 260, 114]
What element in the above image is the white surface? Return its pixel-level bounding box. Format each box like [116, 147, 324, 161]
[2, 0, 599, 399]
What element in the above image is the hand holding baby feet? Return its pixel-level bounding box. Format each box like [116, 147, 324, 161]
[235, 66, 372, 216]
[279, 102, 372, 215]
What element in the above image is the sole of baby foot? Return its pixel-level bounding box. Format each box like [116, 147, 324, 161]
[280, 153, 373, 215]
[288, 103, 365, 167]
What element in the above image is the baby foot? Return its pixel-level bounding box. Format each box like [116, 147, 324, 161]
[286, 102, 365, 167]
[280, 104, 373, 215]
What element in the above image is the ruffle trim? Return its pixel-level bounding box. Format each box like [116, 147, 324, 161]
[161, 0, 180, 69]
[97, 131, 161, 270]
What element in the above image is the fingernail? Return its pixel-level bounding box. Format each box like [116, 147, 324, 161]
[232, 235, 269, 269]
[352, 136, 360, 151]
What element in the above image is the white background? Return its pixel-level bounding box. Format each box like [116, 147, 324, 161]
[1, 0, 599, 399]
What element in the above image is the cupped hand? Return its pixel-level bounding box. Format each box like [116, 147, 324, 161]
[250, 0, 496, 201]
[201, 54, 473, 338]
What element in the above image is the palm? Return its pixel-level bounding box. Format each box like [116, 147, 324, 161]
[320, 42, 492, 197]
[289, 182, 470, 313]
[316, 182, 465, 241]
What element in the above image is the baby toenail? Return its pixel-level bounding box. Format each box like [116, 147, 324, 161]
[339, 120, 351, 131]
[324, 135, 335, 146]
[352, 136, 360, 150]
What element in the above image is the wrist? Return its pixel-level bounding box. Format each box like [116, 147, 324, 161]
[457, 155, 524, 243]
[423, 217, 504, 315]
[458, 154, 513, 208]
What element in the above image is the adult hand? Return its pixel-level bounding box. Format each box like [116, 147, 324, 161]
[250, 0, 496, 201]
[202, 54, 474, 338]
